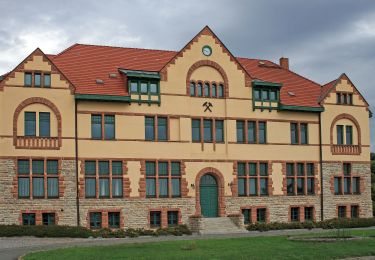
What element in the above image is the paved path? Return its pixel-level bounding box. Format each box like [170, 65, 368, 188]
[0, 227, 373, 260]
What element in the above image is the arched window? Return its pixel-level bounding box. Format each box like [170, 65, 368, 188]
[211, 83, 217, 97]
[197, 83, 203, 97]
[204, 83, 210, 97]
[218, 84, 224, 98]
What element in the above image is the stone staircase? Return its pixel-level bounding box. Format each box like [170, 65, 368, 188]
[199, 217, 247, 235]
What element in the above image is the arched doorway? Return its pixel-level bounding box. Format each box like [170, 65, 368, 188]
[199, 174, 218, 217]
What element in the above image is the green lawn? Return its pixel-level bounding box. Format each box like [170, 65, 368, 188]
[24, 230, 375, 260]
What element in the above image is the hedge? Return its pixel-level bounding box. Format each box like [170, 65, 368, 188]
[0, 224, 192, 238]
[246, 218, 375, 232]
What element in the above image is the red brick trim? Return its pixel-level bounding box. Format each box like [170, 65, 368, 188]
[148, 208, 182, 229]
[195, 167, 226, 217]
[282, 161, 319, 196]
[336, 204, 361, 219]
[240, 206, 270, 224]
[288, 205, 316, 222]
[86, 209, 124, 229]
[329, 162, 363, 195]
[13, 97, 62, 150]
[330, 113, 361, 155]
[20, 210, 59, 225]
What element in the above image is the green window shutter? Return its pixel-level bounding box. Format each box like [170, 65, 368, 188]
[104, 115, 115, 140]
[39, 112, 50, 137]
[24, 112, 36, 136]
[112, 161, 123, 175]
[47, 160, 58, 174]
[91, 115, 102, 139]
[157, 117, 168, 141]
[99, 161, 109, 175]
[192, 119, 201, 142]
[346, 125, 353, 145]
[18, 160, 30, 174]
[215, 120, 224, 143]
[145, 117, 155, 141]
[337, 125, 344, 144]
[236, 121, 245, 143]
[85, 161, 96, 175]
[32, 160, 44, 175]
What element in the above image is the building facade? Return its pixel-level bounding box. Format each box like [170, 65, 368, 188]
[0, 26, 372, 230]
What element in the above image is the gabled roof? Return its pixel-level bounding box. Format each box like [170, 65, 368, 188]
[319, 73, 369, 106]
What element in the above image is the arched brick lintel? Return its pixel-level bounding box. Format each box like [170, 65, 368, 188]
[330, 113, 361, 146]
[13, 97, 62, 148]
[186, 60, 229, 98]
[195, 167, 226, 217]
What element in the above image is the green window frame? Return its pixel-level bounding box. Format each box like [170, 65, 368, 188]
[236, 121, 245, 143]
[24, 72, 32, 87]
[242, 209, 251, 224]
[286, 162, 315, 196]
[247, 121, 256, 143]
[351, 205, 359, 218]
[256, 208, 266, 223]
[22, 213, 36, 225]
[90, 212, 102, 229]
[237, 162, 269, 197]
[203, 119, 213, 142]
[215, 120, 224, 143]
[39, 112, 50, 137]
[24, 112, 36, 137]
[304, 207, 313, 222]
[104, 115, 115, 140]
[253, 87, 279, 102]
[258, 122, 266, 144]
[42, 213, 55, 225]
[338, 206, 347, 218]
[337, 125, 344, 145]
[290, 207, 300, 222]
[91, 115, 102, 139]
[44, 74, 51, 87]
[146, 161, 181, 198]
[167, 211, 179, 227]
[192, 119, 201, 142]
[34, 73, 41, 87]
[150, 211, 161, 228]
[346, 125, 353, 145]
[108, 212, 120, 228]
[145, 116, 155, 141]
[157, 117, 168, 141]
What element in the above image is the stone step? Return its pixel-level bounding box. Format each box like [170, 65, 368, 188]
[199, 217, 247, 235]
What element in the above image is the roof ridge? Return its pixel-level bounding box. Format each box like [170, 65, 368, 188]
[74, 43, 178, 53]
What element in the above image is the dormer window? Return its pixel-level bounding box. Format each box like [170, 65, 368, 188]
[252, 80, 282, 111]
[24, 72, 51, 88]
[336, 92, 353, 105]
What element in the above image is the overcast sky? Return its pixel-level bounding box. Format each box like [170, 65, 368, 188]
[1, 0, 374, 149]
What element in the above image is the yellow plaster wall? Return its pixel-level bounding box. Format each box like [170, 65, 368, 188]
[190, 66, 224, 83]
[271, 163, 284, 195]
[127, 161, 142, 197]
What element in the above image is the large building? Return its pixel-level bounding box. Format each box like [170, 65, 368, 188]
[0, 26, 372, 231]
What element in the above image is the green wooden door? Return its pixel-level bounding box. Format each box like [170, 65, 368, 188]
[200, 174, 218, 217]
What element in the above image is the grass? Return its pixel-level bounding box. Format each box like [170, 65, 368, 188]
[24, 229, 375, 260]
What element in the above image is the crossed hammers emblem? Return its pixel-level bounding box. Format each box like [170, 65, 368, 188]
[203, 102, 213, 112]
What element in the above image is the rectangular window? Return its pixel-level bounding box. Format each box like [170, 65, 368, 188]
[237, 162, 269, 197]
[47, 178, 58, 198]
[167, 211, 179, 227]
[104, 115, 115, 140]
[254, 89, 261, 100]
[211, 84, 217, 97]
[242, 209, 251, 224]
[197, 83, 202, 97]
[44, 74, 51, 88]
[22, 213, 36, 225]
[352, 177, 359, 194]
[150, 211, 161, 228]
[338, 206, 347, 218]
[18, 177, 30, 198]
[25, 73, 32, 86]
[247, 121, 256, 143]
[204, 83, 210, 97]
[290, 207, 300, 222]
[334, 177, 342, 195]
[108, 212, 120, 228]
[336, 93, 341, 104]
[256, 208, 266, 223]
[287, 162, 315, 196]
[258, 122, 266, 144]
[348, 94, 353, 105]
[90, 212, 102, 229]
[337, 125, 344, 145]
[91, 115, 102, 139]
[146, 161, 181, 198]
[34, 73, 41, 87]
[42, 213, 55, 225]
[236, 121, 245, 143]
[140, 82, 148, 94]
[157, 117, 168, 141]
[215, 120, 224, 143]
[130, 81, 138, 93]
[25, 112, 36, 136]
[346, 126, 353, 145]
[39, 112, 50, 137]
[304, 207, 314, 222]
[218, 84, 224, 98]
[145, 116, 155, 141]
[270, 90, 277, 101]
[351, 205, 359, 218]
[203, 119, 213, 142]
[291, 123, 298, 144]
[192, 119, 201, 142]
[300, 123, 308, 144]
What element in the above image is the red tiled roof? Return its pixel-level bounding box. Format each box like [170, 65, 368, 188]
[49, 43, 323, 107]
[320, 78, 338, 102]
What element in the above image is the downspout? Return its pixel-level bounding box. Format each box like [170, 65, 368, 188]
[74, 99, 80, 226]
[318, 112, 324, 221]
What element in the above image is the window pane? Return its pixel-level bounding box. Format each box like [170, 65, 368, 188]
[306, 163, 314, 176]
[343, 163, 351, 175]
[260, 163, 268, 176]
[150, 211, 161, 227]
[297, 178, 304, 195]
[171, 162, 181, 176]
[344, 177, 351, 194]
[197, 83, 202, 96]
[108, 212, 120, 228]
[159, 178, 168, 197]
[337, 125, 344, 145]
[47, 160, 58, 174]
[242, 209, 251, 224]
[146, 162, 156, 176]
[47, 178, 58, 197]
[140, 82, 148, 94]
[34, 73, 41, 87]
[254, 89, 260, 100]
[130, 81, 138, 93]
[85, 161, 96, 175]
[42, 213, 55, 225]
[91, 115, 102, 139]
[249, 178, 257, 195]
[18, 160, 30, 174]
[157, 117, 167, 141]
[352, 177, 359, 194]
[190, 82, 195, 96]
[304, 207, 313, 221]
[25, 112, 36, 136]
[192, 119, 201, 142]
[338, 206, 346, 218]
[203, 119, 212, 142]
[172, 178, 181, 197]
[297, 163, 304, 176]
[307, 178, 314, 194]
[270, 90, 277, 101]
[334, 177, 341, 194]
[39, 112, 50, 137]
[237, 163, 246, 176]
[300, 123, 308, 144]
[257, 208, 266, 222]
[24, 73, 32, 86]
[286, 163, 294, 176]
[145, 117, 155, 141]
[215, 120, 224, 142]
[204, 83, 210, 97]
[18, 177, 30, 197]
[112, 161, 123, 175]
[23, 213, 36, 225]
[44, 74, 51, 87]
[90, 212, 102, 229]
[247, 121, 256, 143]
[158, 162, 168, 176]
[218, 84, 224, 97]
[99, 178, 109, 197]
[346, 126, 353, 145]
[150, 83, 158, 94]
[351, 206, 359, 218]
[287, 178, 294, 195]
[146, 178, 156, 197]
[211, 84, 217, 97]
[260, 178, 268, 195]
[112, 178, 123, 197]
[238, 178, 246, 196]
[348, 94, 353, 105]
[167, 211, 178, 227]
[291, 208, 299, 222]
[32, 177, 44, 197]
[290, 123, 298, 144]
[261, 90, 269, 100]
[258, 122, 266, 144]
[336, 93, 341, 104]
[249, 163, 257, 176]
[32, 160, 44, 175]
[236, 121, 245, 143]
[104, 115, 115, 140]
[85, 179, 96, 198]
[99, 161, 109, 175]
